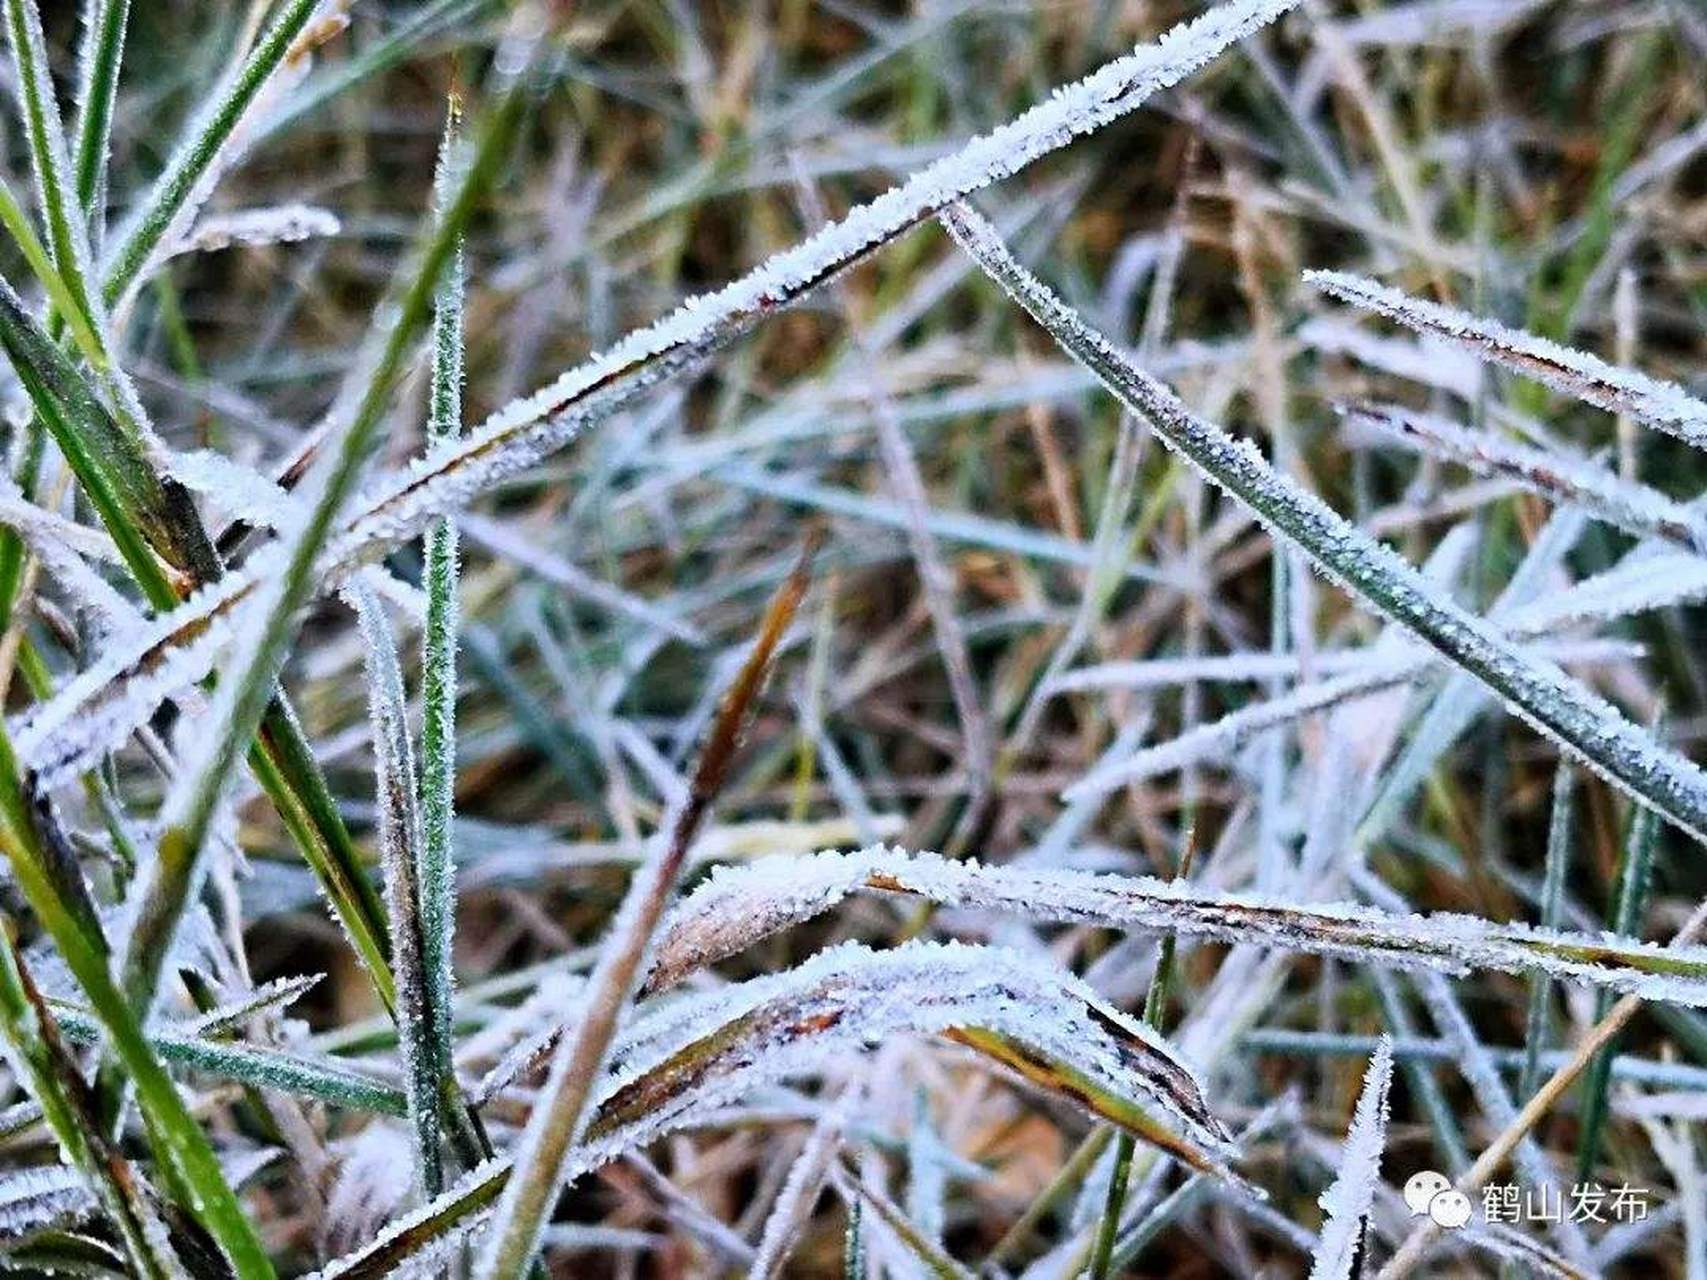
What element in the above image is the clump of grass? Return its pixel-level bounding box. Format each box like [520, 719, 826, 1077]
[0, 1, 1703, 1277]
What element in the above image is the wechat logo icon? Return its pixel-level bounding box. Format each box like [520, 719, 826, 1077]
[1403, 1170, 1470, 1229]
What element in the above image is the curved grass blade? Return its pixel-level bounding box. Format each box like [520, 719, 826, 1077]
[941, 203, 1707, 844]
[315, 940, 1237, 1280]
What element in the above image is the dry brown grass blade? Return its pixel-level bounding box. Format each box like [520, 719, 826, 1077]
[471, 526, 823, 1280]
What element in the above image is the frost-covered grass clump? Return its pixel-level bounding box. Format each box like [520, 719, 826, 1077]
[0, 1, 1702, 1276]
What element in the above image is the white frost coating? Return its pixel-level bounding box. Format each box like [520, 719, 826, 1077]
[12, 564, 262, 789]
[943, 204, 1707, 844]
[0, 1166, 94, 1239]
[172, 203, 340, 258]
[315, 940, 1237, 1280]
[167, 447, 304, 531]
[321, 0, 1299, 573]
[1308, 269, 1707, 449]
[0, 486, 124, 565]
[1504, 547, 1707, 634]
[1344, 402, 1707, 552]
[0, 487, 145, 638]
[183, 972, 321, 1037]
[1308, 1037, 1392, 1280]
[321, 1123, 417, 1260]
[648, 847, 1707, 1006]
[606, 941, 1232, 1162]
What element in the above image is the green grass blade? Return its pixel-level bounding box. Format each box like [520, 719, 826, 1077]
[100, 0, 325, 309]
[0, 722, 274, 1279]
[0, 171, 104, 360]
[1519, 763, 1576, 1104]
[4, 0, 101, 334]
[1576, 795, 1659, 1182]
[419, 96, 466, 1145]
[72, 0, 131, 220]
[0, 925, 178, 1280]
[1089, 831, 1195, 1279]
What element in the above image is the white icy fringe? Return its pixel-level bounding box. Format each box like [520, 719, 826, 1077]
[312, 940, 1235, 1279]
[0, 483, 143, 638]
[167, 446, 302, 529]
[648, 847, 1707, 1005]
[348, 580, 440, 1196]
[1308, 1037, 1393, 1280]
[939, 201, 1707, 843]
[13, 567, 257, 787]
[1308, 269, 1707, 449]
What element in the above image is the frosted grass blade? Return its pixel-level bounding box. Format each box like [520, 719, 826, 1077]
[1308, 269, 1707, 450]
[1308, 1038, 1393, 1280]
[350, 581, 441, 1198]
[315, 940, 1237, 1280]
[419, 98, 465, 1183]
[648, 847, 1707, 1004]
[71, 0, 130, 218]
[1345, 402, 1707, 552]
[940, 202, 1707, 844]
